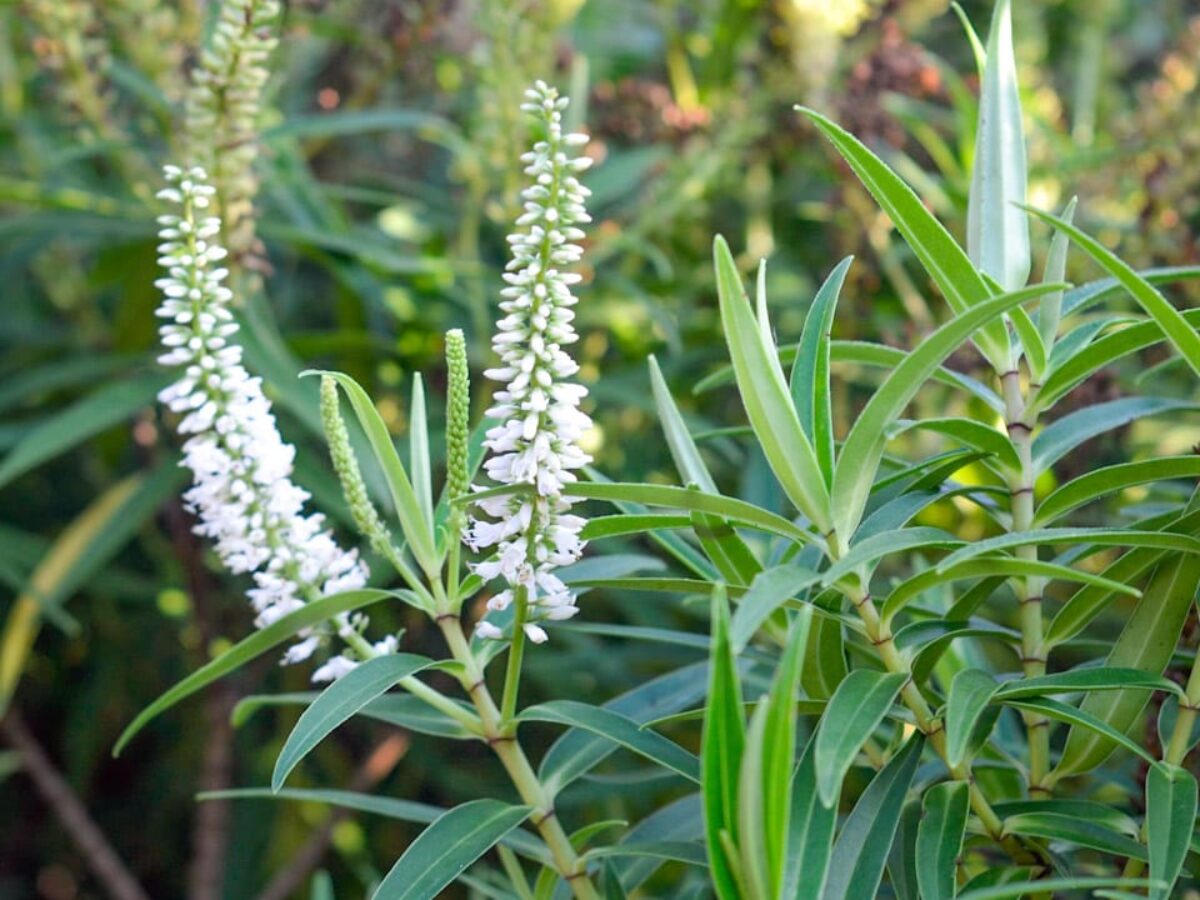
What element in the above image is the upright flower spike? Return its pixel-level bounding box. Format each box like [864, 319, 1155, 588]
[183, 0, 280, 284]
[154, 165, 387, 682]
[466, 81, 594, 644]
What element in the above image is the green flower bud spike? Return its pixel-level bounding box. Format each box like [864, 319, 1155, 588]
[445, 329, 472, 507]
[319, 374, 408, 576]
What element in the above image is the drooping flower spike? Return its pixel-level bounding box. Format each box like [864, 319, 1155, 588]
[466, 81, 594, 643]
[154, 164, 390, 682]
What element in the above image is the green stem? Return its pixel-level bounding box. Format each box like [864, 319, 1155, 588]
[501, 584, 531, 721]
[440, 618, 599, 900]
[1164, 647, 1200, 766]
[844, 584, 1034, 861]
[1001, 368, 1051, 793]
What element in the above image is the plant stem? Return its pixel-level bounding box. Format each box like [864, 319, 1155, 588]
[1164, 646, 1200, 766]
[501, 584, 531, 721]
[846, 585, 1036, 863]
[440, 618, 600, 900]
[1001, 368, 1052, 793]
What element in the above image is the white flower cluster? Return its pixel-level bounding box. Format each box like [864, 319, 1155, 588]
[154, 165, 383, 682]
[466, 82, 594, 644]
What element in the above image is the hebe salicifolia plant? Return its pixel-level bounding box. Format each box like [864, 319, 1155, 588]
[114, 2, 1200, 897]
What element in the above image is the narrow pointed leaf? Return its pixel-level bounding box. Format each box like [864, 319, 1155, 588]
[760, 617, 809, 896]
[730, 565, 820, 652]
[791, 257, 853, 485]
[1037, 197, 1076, 351]
[945, 668, 999, 768]
[114, 589, 392, 755]
[831, 283, 1061, 542]
[916, 781, 970, 900]
[1002, 697, 1158, 767]
[1025, 206, 1200, 377]
[1147, 763, 1197, 900]
[648, 355, 718, 494]
[1001, 812, 1146, 860]
[821, 735, 924, 900]
[714, 235, 831, 531]
[372, 799, 532, 900]
[798, 107, 1010, 367]
[1031, 397, 1197, 471]
[783, 737, 836, 900]
[1035, 457, 1200, 525]
[967, 0, 1029, 292]
[814, 671, 907, 807]
[701, 587, 745, 900]
[409, 373, 433, 532]
[936, 527, 1200, 570]
[312, 371, 438, 576]
[518, 701, 699, 783]
[1057, 555, 1200, 775]
[273, 654, 440, 791]
[566, 482, 813, 545]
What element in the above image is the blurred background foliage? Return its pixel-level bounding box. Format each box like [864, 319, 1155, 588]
[2, 0, 1200, 897]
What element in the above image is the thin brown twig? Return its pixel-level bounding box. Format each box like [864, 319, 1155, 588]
[1, 709, 152, 900]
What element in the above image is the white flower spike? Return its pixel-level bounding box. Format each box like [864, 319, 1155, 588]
[154, 164, 382, 681]
[467, 81, 594, 643]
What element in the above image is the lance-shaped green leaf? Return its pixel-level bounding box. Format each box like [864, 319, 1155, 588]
[958, 878, 1160, 900]
[1057, 554, 1200, 776]
[730, 565, 820, 652]
[882, 557, 1137, 626]
[566, 482, 814, 545]
[701, 587, 745, 900]
[967, 0, 1029, 293]
[309, 371, 439, 577]
[737, 699, 772, 899]
[888, 801, 921, 900]
[1035, 457, 1200, 525]
[409, 373, 433, 533]
[831, 283, 1061, 542]
[273, 654, 445, 791]
[945, 668, 1000, 769]
[916, 781, 970, 900]
[1001, 812, 1146, 860]
[372, 799, 532, 900]
[1037, 197, 1076, 352]
[893, 417, 1021, 473]
[1046, 508, 1200, 645]
[518, 701, 700, 784]
[791, 256, 853, 485]
[936, 527, 1200, 570]
[648, 355, 718, 494]
[204, 788, 552, 865]
[1039, 308, 1200, 409]
[783, 737, 837, 900]
[821, 734, 924, 900]
[1001, 697, 1158, 767]
[1024, 206, 1200, 377]
[713, 235, 831, 532]
[114, 589, 392, 755]
[814, 670, 907, 807]
[759, 617, 808, 896]
[1147, 763, 1197, 900]
[1031, 397, 1198, 471]
[797, 107, 1009, 368]
[993, 666, 1184, 702]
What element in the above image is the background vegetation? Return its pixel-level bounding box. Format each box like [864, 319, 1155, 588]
[2, 0, 1200, 897]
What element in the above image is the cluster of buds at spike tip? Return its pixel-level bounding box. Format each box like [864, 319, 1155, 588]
[183, 0, 279, 280]
[154, 165, 393, 683]
[465, 81, 594, 644]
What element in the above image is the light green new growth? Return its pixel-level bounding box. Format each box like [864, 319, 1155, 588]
[445, 329, 471, 505]
[184, 0, 280, 280]
[319, 375, 396, 564]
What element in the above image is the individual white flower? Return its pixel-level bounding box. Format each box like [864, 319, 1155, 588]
[154, 164, 375, 681]
[466, 81, 594, 642]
